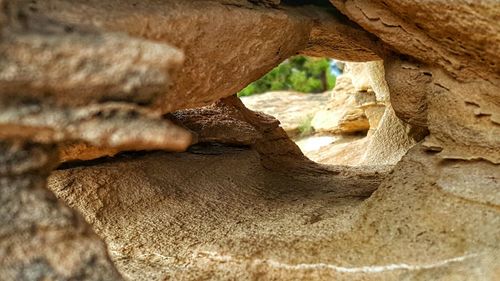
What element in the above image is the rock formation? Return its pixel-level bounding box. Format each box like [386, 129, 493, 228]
[0, 0, 498, 280]
[242, 91, 330, 138]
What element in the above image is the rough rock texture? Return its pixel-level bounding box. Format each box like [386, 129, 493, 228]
[241, 91, 330, 138]
[307, 61, 425, 166]
[48, 148, 388, 281]
[311, 75, 376, 134]
[171, 96, 312, 171]
[29, 0, 381, 113]
[0, 0, 193, 154]
[330, 0, 500, 82]
[48, 145, 499, 281]
[328, 0, 500, 163]
[0, 141, 122, 280]
[0, 0, 499, 280]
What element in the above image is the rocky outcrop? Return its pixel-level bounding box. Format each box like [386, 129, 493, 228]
[0, 0, 499, 280]
[172, 96, 312, 171]
[0, 141, 121, 280]
[242, 91, 330, 138]
[329, 0, 500, 164]
[48, 147, 388, 281]
[329, 0, 500, 82]
[311, 75, 376, 135]
[307, 61, 425, 166]
[47, 143, 499, 281]
[28, 0, 381, 113]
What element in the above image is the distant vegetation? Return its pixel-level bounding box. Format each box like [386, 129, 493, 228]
[238, 56, 338, 97]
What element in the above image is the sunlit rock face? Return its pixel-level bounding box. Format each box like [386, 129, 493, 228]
[1, 0, 499, 280]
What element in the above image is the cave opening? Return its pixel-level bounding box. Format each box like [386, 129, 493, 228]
[239, 56, 384, 167]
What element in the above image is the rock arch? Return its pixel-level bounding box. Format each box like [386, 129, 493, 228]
[0, 0, 499, 280]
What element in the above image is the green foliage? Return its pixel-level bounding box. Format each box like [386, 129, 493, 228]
[238, 56, 337, 97]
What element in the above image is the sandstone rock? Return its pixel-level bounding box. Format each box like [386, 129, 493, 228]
[170, 98, 263, 146]
[307, 60, 424, 166]
[0, 2, 193, 159]
[311, 75, 377, 134]
[0, 141, 122, 280]
[48, 147, 388, 281]
[330, 0, 500, 82]
[47, 144, 499, 281]
[28, 0, 381, 112]
[58, 142, 121, 163]
[241, 91, 330, 138]
[172, 96, 311, 171]
[0, 1, 499, 280]
[384, 58, 431, 128]
[305, 135, 368, 166]
[422, 69, 500, 164]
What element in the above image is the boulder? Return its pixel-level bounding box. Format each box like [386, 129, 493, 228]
[311, 75, 377, 134]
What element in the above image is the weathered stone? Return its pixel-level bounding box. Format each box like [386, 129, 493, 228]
[171, 96, 311, 171]
[242, 91, 330, 138]
[48, 147, 387, 281]
[0, 140, 122, 280]
[330, 0, 500, 81]
[0, 0, 499, 280]
[422, 68, 500, 164]
[0, 1, 193, 160]
[47, 144, 499, 281]
[311, 75, 376, 134]
[384, 58, 431, 128]
[0, 103, 194, 154]
[170, 98, 263, 146]
[27, 0, 381, 112]
[308, 60, 425, 166]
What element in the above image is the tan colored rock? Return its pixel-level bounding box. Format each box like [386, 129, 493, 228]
[0, 103, 194, 154]
[311, 75, 376, 134]
[48, 147, 388, 281]
[0, 25, 183, 107]
[58, 142, 121, 163]
[170, 98, 263, 146]
[305, 135, 368, 166]
[47, 144, 499, 281]
[384, 58, 431, 128]
[308, 60, 424, 166]
[422, 68, 500, 164]
[0, 2, 193, 159]
[362, 105, 423, 165]
[0, 140, 122, 280]
[28, 0, 381, 112]
[330, 0, 500, 82]
[0, 1, 499, 280]
[171, 96, 311, 171]
[241, 91, 330, 138]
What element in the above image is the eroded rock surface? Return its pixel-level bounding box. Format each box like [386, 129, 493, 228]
[28, 0, 381, 112]
[48, 145, 499, 281]
[0, 0, 499, 280]
[311, 75, 376, 135]
[48, 147, 388, 280]
[242, 91, 330, 138]
[0, 141, 121, 280]
[307, 61, 425, 166]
